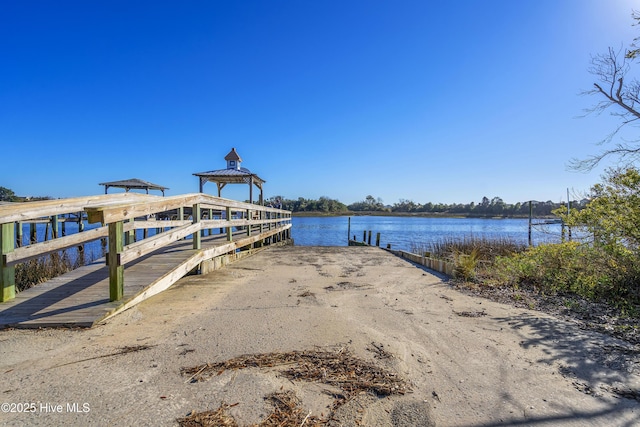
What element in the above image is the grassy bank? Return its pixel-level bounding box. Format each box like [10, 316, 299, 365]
[414, 236, 640, 344]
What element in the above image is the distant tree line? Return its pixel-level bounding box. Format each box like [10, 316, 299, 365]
[387, 196, 586, 217]
[0, 186, 53, 202]
[266, 196, 348, 213]
[266, 194, 585, 217]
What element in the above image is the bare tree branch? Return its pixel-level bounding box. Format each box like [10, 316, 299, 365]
[575, 42, 640, 171]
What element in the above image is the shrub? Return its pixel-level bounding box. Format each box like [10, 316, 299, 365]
[453, 248, 480, 280]
[493, 242, 640, 306]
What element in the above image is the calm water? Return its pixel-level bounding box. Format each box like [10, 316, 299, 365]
[292, 216, 564, 252]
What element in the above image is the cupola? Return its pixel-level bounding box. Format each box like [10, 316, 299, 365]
[225, 147, 242, 170]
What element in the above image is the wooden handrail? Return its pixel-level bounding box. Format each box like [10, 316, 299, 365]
[85, 193, 286, 225]
[4, 225, 108, 266]
[0, 193, 155, 223]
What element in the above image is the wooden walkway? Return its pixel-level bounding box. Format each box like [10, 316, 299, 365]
[0, 230, 281, 328]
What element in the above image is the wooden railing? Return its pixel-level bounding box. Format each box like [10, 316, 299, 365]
[0, 193, 292, 302]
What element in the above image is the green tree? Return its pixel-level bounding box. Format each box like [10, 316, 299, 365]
[0, 186, 17, 202]
[558, 167, 640, 253]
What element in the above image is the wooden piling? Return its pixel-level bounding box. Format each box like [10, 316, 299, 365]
[528, 201, 532, 246]
[51, 215, 59, 239]
[30, 223, 37, 244]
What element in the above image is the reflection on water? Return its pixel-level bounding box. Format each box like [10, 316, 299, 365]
[292, 216, 565, 252]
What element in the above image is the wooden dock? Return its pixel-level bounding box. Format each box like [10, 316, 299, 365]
[0, 193, 292, 328]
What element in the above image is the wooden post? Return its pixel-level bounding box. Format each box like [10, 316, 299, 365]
[51, 215, 59, 239]
[30, 223, 37, 244]
[108, 221, 124, 301]
[77, 212, 85, 264]
[193, 203, 201, 250]
[259, 210, 264, 234]
[362, 230, 366, 242]
[226, 207, 232, 241]
[125, 218, 135, 245]
[208, 208, 213, 235]
[367, 230, 372, 245]
[376, 232, 380, 247]
[246, 209, 252, 237]
[347, 217, 351, 244]
[1, 223, 16, 301]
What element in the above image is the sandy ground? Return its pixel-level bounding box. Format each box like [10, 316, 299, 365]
[0, 246, 638, 427]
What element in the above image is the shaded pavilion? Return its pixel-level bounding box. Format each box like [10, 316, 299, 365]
[193, 148, 265, 204]
[99, 178, 169, 196]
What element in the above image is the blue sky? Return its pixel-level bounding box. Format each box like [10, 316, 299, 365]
[2, 0, 638, 205]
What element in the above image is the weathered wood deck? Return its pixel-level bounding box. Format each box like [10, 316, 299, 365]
[0, 230, 283, 328]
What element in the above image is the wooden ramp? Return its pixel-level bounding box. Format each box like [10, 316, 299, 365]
[0, 231, 283, 328]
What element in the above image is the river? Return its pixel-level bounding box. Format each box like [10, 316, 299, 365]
[292, 215, 564, 252]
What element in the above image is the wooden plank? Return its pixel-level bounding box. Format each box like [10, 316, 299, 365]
[119, 222, 200, 265]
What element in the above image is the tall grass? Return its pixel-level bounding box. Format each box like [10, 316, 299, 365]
[409, 236, 527, 281]
[410, 236, 527, 262]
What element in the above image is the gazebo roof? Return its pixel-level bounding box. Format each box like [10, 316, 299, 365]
[193, 167, 265, 185]
[99, 178, 169, 195]
[193, 148, 265, 204]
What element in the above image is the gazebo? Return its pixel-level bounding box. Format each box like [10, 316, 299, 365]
[99, 178, 169, 196]
[193, 148, 265, 204]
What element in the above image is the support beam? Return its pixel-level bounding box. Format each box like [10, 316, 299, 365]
[108, 221, 124, 301]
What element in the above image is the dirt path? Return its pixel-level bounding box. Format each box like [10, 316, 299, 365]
[1, 246, 638, 426]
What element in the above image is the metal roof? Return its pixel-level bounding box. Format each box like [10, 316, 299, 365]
[193, 168, 265, 185]
[224, 147, 242, 162]
[99, 178, 169, 195]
